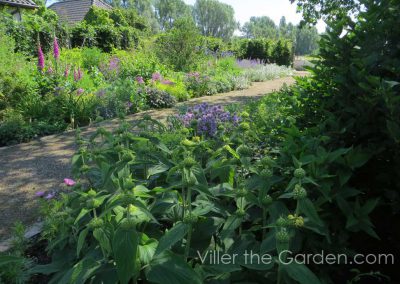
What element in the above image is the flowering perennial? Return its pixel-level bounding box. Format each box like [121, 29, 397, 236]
[37, 45, 45, 71]
[179, 103, 240, 137]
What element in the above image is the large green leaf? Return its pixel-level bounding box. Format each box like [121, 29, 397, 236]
[146, 252, 202, 284]
[112, 226, 140, 284]
[284, 263, 321, 284]
[139, 234, 158, 265]
[70, 257, 101, 284]
[76, 228, 89, 257]
[93, 228, 111, 256]
[155, 222, 189, 256]
[298, 198, 323, 226]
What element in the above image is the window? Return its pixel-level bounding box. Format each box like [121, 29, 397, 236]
[11, 9, 22, 21]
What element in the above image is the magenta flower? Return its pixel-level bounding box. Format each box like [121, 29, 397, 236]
[53, 37, 60, 60]
[35, 191, 45, 197]
[64, 65, 69, 77]
[78, 67, 83, 80]
[76, 88, 84, 95]
[136, 76, 144, 84]
[162, 79, 175, 86]
[45, 193, 56, 200]
[64, 178, 76, 186]
[74, 67, 83, 81]
[38, 45, 45, 72]
[151, 72, 162, 82]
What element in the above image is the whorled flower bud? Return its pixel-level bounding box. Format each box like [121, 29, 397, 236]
[86, 198, 102, 209]
[192, 136, 201, 143]
[260, 168, 273, 178]
[240, 111, 250, 119]
[184, 213, 199, 224]
[87, 189, 97, 197]
[236, 188, 247, 198]
[294, 168, 306, 179]
[239, 122, 250, 131]
[121, 152, 135, 162]
[181, 139, 196, 147]
[276, 216, 287, 227]
[80, 165, 90, 174]
[261, 195, 273, 206]
[293, 184, 307, 200]
[237, 145, 252, 157]
[88, 217, 104, 229]
[181, 127, 190, 135]
[261, 156, 274, 167]
[276, 228, 290, 243]
[294, 216, 304, 227]
[183, 157, 197, 169]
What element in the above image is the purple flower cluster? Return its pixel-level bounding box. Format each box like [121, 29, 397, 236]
[152, 72, 162, 82]
[236, 59, 263, 69]
[136, 76, 145, 84]
[179, 103, 240, 137]
[186, 72, 209, 82]
[109, 56, 120, 73]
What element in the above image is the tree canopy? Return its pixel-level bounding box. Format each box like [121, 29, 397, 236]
[192, 0, 238, 40]
[154, 0, 191, 30]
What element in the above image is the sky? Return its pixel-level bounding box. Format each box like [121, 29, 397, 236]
[184, 0, 326, 33]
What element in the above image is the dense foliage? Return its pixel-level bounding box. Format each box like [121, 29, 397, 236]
[241, 16, 319, 56]
[234, 38, 293, 66]
[2, 0, 399, 283]
[0, 26, 293, 146]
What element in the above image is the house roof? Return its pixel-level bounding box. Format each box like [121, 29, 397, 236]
[48, 0, 112, 25]
[0, 0, 38, 9]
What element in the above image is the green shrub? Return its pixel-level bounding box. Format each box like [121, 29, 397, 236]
[155, 17, 204, 72]
[140, 86, 176, 108]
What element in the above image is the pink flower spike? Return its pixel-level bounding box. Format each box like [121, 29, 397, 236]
[35, 191, 45, 197]
[53, 37, 60, 60]
[64, 65, 69, 77]
[64, 178, 76, 186]
[38, 45, 45, 72]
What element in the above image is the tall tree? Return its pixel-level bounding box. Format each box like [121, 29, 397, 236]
[290, 0, 359, 24]
[154, 0, 191, 30]
[193, 0, 238, 40]
[294, 25, 319, 55]
[241, 16, 278, 39]
[105, 0, 160, 31]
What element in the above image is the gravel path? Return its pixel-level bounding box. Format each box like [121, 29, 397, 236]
[0, 76, 300, 241]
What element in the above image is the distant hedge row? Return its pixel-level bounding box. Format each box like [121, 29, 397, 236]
[232, 38, 293, 66]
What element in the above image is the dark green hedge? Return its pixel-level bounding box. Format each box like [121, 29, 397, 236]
[233, 38, 293, 66]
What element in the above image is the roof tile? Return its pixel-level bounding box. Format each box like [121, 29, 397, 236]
[0, 0, 38, 8]
[48, 0, 112, 24]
